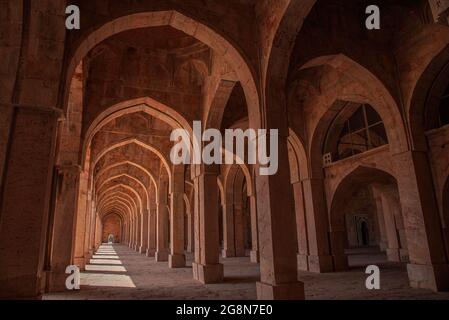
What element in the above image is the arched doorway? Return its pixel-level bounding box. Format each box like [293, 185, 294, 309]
[329, 166, 408, 270]
[102, 213, 122, 244]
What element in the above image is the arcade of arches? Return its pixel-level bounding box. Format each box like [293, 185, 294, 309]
[2, 0, 449, 300]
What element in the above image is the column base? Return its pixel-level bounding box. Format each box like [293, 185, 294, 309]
[222, 249, 236, 258]
[73, 257, 86, 271]
[250, 250, 260, 263]
[407, 263, 449, 291]
[139, 246, 148, 254]
[155, 251, 169, 262]
[192, 262, 223, 284]
[146, 248, 156, 257]
[308, 254, 334, 273]
[169, 254, 186, 268]
[256, 281, 305, 300]
[297, 254, 309, 271]
[332, 254, 349, 271]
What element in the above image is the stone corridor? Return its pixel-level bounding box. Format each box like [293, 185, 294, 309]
[43, 244, 449, 300]
[2, 1, 449, 300]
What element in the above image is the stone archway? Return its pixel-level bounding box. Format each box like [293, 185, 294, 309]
[64, 11, 261, 130]
[329, 166, 406, 271]
[102, 213, 123, 243]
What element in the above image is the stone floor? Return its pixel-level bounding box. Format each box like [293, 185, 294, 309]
[44, 244, 449, 300]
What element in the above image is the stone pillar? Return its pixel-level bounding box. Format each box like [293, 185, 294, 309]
[192, 165, 224, 284]
[47, 165, 82, 292]
[249, 195, 259, 263]
[88, 202, 96, 254]
[146, 207, 157, 257]
[186, 203, 194, 253]
[73, 171, 89, 269]
[328, 228, 348, 270]
[0, 106, 59, 299]
[140, 210, 149, 254]
[372, 189, 389, 252]
[135, 213, 142, 251]
[394, 151, 449, 291]
[302, 178, 333, 272]
[169, 166, 186, 268]
[156, 180, 169, 262]
[94, 215, 102, 250]
[84, 195, 95, 262]
[222, 197, 236, 258]
[379, 190, 402, 262]
[129, 217, 134, 248]
[255, 134, 304, 300]
[292, 181, 309, 271]
[234, 202, 246, 257]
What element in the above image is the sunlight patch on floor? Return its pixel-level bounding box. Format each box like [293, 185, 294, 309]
[81, 244, 136, 288]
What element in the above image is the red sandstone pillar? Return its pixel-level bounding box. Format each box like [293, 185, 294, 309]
[186, 205, 194, 253]
[169, 166, 186, 268]
[146, 207, 157, 257]
[234, 202, 246, 257]
[140, 209, 149, 254]
[292, 181, 309, 271]
[47, 165, 82, 292]
[135, 213, 142, 251]
[74, 171, 89, 269]
[249, 194, 260, 263]
[255, 133, 304, 300]
[0, 106, 59, 298]
[378, 189, 402, 262]
[94, 215, 102, 250]
[372, 190, 389, 252]
[394, 151, 449, 291]
[302, 178, 333, 272]
[192, 165, 224, 284]
[156, 180, 169, 261]
[222, 197, 236, 258]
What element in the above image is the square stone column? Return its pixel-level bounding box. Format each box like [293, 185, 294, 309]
[186, 206, 194, 253]
[249, 195, 260, 263]
[233, 202, 246, 257]
[0, 106, 59, 299]
[374, 187, 402, 262]
[73, 171, 89, 270]
[129, 217, 135, 248]
[192, 165, 224, 284]
[302, 178, 333, 273]
[222, 202, 236, 258]
[394, 151, 449, 291]
[84, 197, 95, 262]
[156, 179, 169, 262]
[140, 209, 149, 254]
[291, 181, 309, 270]
[169, 166, 186, 268]
[47, 165, 82, 293]
[146, 208, 157, 257]
[255, 134, 304, 300]
[135, 214, 142, 251]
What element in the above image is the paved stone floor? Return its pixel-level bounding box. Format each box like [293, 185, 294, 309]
[44, 244, 449, 300]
